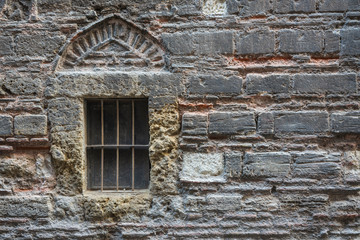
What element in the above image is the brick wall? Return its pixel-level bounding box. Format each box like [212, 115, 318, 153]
[0, 0, 359, 239]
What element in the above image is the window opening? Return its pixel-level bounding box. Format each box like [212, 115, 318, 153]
[86, 99, 150, 191]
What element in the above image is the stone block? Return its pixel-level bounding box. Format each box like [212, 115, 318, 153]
[243, 152, 291, 178]
[319, 0, 349, 12]
[0, 36, 13, 56]
[16, 35, 64, 57]
[224, 152, 242, 178]
[0, 196, 50, 217]
[193, 31, 233, 55]
[341, 28, 360, 56]
[236, 31, 275, 55]
[274, 0, 316, 13]
[162, 33, 193, 55]
[238, 0, 272, 16]
[292, 73, 357, 94]
[246, 74, 290, 94]
[257, 112, 274, 134]
[182, 113, 208, 136]
[293, 152, 341, 178]
[325, 31, 340, 53]
[14, 115, 47, 136]
[209, 112, 256, 135]
[4, 72, 42, 95]
[274, 111, 329, 134]
[0, 115, 13, 136]
[279, 30, 323, 54]
[207, 194, 243, 211]
[331, 112, 360, 133]
[181, 153, 224, 182]
[188, 75, 242, 95]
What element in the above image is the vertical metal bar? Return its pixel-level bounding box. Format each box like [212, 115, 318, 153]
[116, 100, 119, 192]
[132, 100, 135, 191]
[101, 100, 104, 192]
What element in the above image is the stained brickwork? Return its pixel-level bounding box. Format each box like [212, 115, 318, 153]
[0, 0, 359, 239]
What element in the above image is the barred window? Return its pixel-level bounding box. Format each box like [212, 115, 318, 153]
[86, 99, 150, 191]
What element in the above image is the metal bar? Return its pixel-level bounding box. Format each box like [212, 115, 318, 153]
[132, 100, 135, 191]
[101, 100, 104, 192]
[87, 144, 149, 148]
[116, 100, 119, 192]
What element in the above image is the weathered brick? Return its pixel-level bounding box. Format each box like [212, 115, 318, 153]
[257, 112, 274, 135]
[189, 75, 242, 95]
[246, 74, 290, 94]
[0, 196, 50, 217]
[209, 112, 256, 135]
[0, 115, 13, 136]
[0, 36, 13, 56]
[236, 31, 275, 55]
[243, 152, 291, 178]
[238, 0, 272, 16]
[224, 152, 242, 178]
[274, 0, 316, 13]
[324, 31, 340, 53]
[341, 28, 360, 56]
[279, 30, 323, 54]
[14, 115, 47, 136]
[193, 31, 233, 55]
[319, 0, 349, 12]
[162, 33, 193, 55]
[292, 73, 357, 94]
[293, 152, 341, 178]
[182, 113, 208, 135]
[15, 35, 64, 57]
[207, 194, 243, 211]
[331, 112, 360, 133]
[274, 111, 329, 134]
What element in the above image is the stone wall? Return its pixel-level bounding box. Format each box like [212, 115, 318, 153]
[0, 0, 359, 239]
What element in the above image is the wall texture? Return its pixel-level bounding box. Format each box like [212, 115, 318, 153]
[0, 0, 360, 239]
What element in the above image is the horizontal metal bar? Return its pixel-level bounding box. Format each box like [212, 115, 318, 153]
[87, 144, 149, 149]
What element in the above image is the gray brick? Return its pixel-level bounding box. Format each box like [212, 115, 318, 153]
[238, 0, 272, 16]
[14, 115, 47, 136]
[319, 0, 349, 12]
[226, 0, 240, 14]
[243, 152, 291, 178]
[274, 111, 329, 134]
[194, 31, 233, 55]
[224, 152, 242, 178]
[162, 33, 193, 55]
[341, 28, 360, 56]
[189, 75, 242, 95]
[0, 196, 50, 217]
[0, 36, 13, 56]
[182, 113, 208, 135]
[279, 30, 323, 54]
[325, 31, 340, 53]
[331, 112, 360, 133]
[16, 35, 64, 57]
[236, 31, 275, 55]
[209, 112, 256, 135]
[293, 152, 341, 178]
[274, 0, 316, 13]
[246, 74, 290, 94]
[257, 112, 274, 134]
[207, 194, 243, 211]
[0, 115, 13, 136]
[293, 73, 357, 94]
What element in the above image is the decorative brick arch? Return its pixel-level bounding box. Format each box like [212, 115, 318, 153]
[55, 14, 166, 71]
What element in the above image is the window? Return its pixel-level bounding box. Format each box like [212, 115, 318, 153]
[86, 99, 150, 191]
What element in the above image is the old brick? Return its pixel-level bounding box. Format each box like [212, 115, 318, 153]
[0, 115, 13, 136]
[193, 31, 233, 55]
[293, 152, 341, 178]
[292, 73, 357, 94]
[16, 35, 64, 57]
[331, 112, 360, 133]
[182, 113, 208, 135]
[0, 197, 50, 217]
[14, 115, 47, 136]
[246, 74, 290, 94]
[341, 28, 360, 56]
[189, 75, 242, 95]
[238, 0, 272, 16]
[162, 33, 193, 55]
[274, 0, 316, 13]
[236, 31, 275, 55]
[279, 30, 323, 54]
[325, 31, 340, 53]
[274, 111, 329, 134]
[207, 194, 243, 211]
[224, 152, 242, 178]
[209, 112, 256, 135]
[319, 0, 349, 12]
[243, 152, 291, 178]
[257, 112, 274, 134]
[0, 36, 13, 56]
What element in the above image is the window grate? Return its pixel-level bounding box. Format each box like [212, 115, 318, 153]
[86, 99, 150, 192]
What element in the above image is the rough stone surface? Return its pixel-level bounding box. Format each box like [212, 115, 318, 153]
[193, 31, 233, 55]
[279, 30, 323, 53]
[257, 112, 274, 134]
[189, 75, 242, 95]
[331, 112, 360, 133]
[182, 113, 207, 135]
[236, 31, 275, 55]
[274, 0, 316, 13]
[0, 115, 13, 136]
[224, 152, 242, 178]
[15, 35, 65, 57]
[341, 28, 360, 56]
[14, 115, 47, 135]
[246, 74, 290, 94]
[0, 36, 13, 55]
[209, 112, 256, 135]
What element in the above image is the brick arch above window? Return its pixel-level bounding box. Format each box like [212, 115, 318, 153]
[54, 14, 167, 71]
